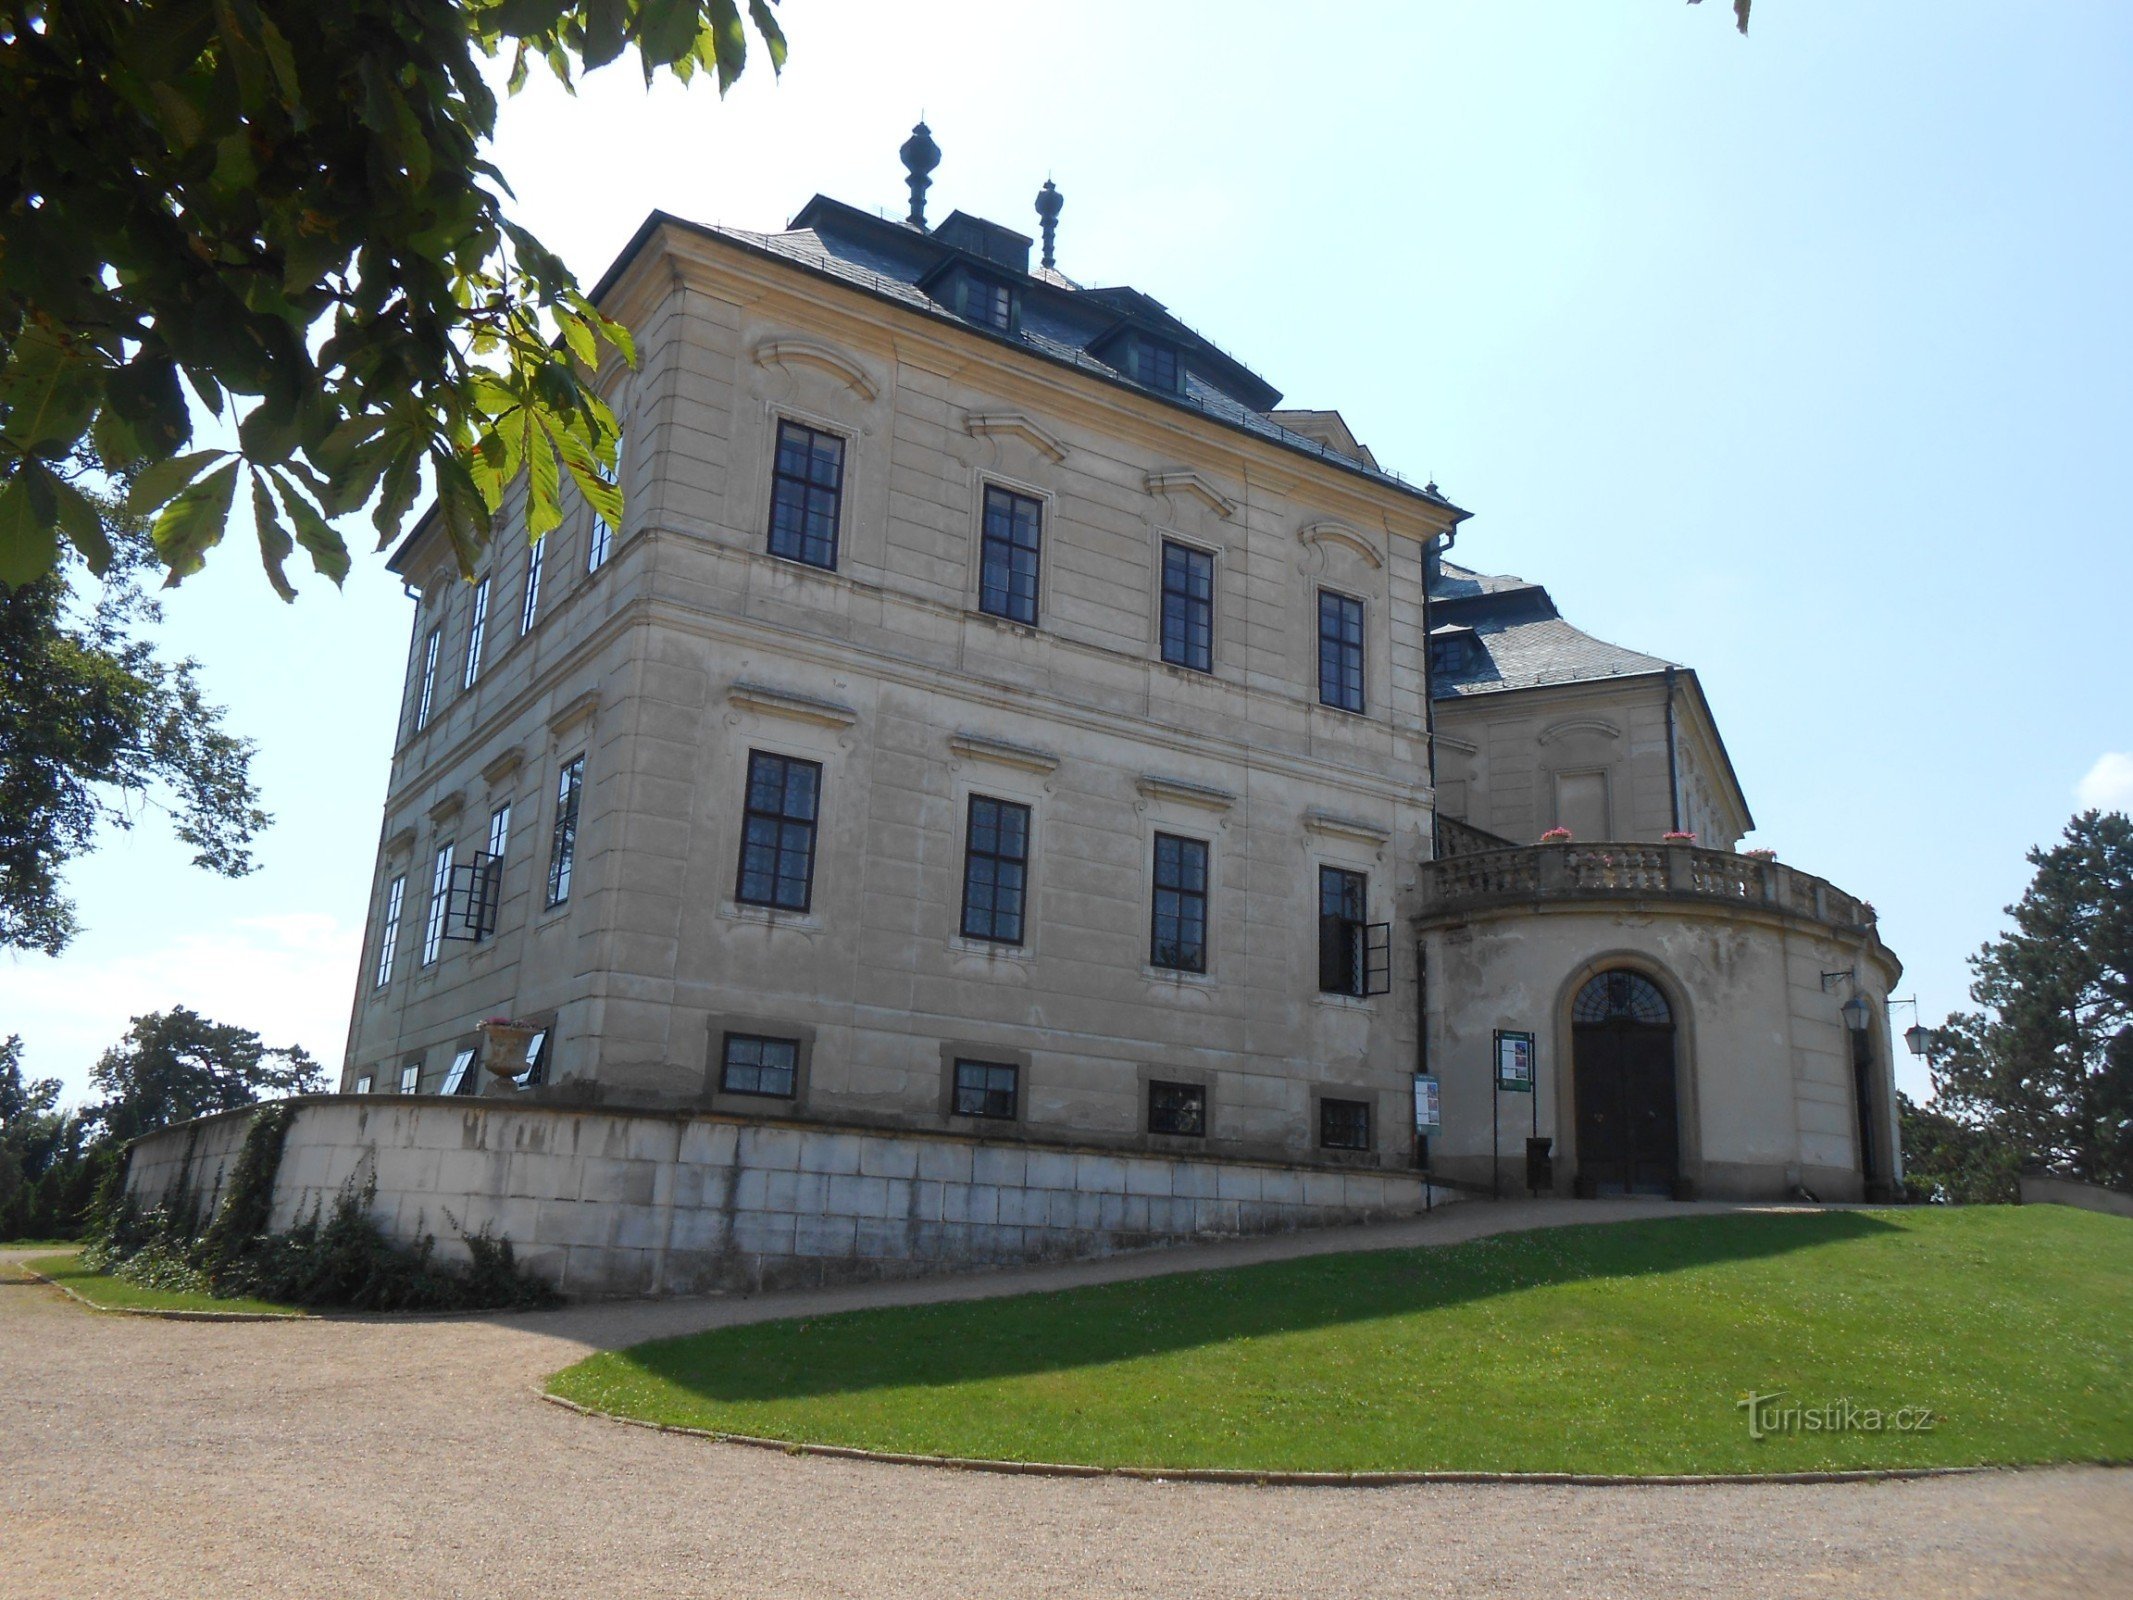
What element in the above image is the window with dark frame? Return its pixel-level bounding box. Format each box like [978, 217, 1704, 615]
[421, 841, 453, 966]
[956, 272, 1016, 332]
[720, 1033, 798, 1098]
[767, 419, 845, 570]
[1133, 337, 1181, 392]
[354, 1073, 373, 1095]
[1150, 834, 1209, 973]
[1148, 1080, 1207, 1138]
[520, 534, 544, 634]
[959, 796, 1030, 944]
[1318, 865, 1368, 995]
[587, 433, 621, 572]
[952, 1059, 1018, 1120]
[414, 627, 440, 730]
[462, 576, 490, 689]
[1317, 589, 1366, 713]
[1319, 1096, 1372, 1151]
[398, 1061, 421, 1095]
[546, 756, 583, 908]
[372, 876, 405, 990]
[440, 1047, 478, 1096]
[978, 485, 1043, 625]
[518, 1026, 551, 1087]
[736, 751, 821, 911]
[1159, 540, 1214, 673]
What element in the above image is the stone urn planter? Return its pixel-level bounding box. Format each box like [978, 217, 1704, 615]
[477, 1019, 539, 1087]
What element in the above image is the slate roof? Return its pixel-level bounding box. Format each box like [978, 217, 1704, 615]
[1429, 559, 1674, 698]
[660, 202, 1465, 516]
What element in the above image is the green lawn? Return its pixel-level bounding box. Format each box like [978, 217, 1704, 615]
[16, 1251, 308, 1318]
[550, 1207, 2133, 1475]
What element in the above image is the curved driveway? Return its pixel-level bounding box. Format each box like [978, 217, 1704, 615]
[5, 1201, 2127, 1598]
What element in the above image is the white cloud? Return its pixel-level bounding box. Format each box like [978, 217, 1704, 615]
[0, 914, 359, 1107]
[2075, 752, 2133, 813]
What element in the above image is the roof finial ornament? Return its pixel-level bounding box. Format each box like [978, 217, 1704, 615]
[899, 120, 940, 230]
[1035, 178, 1063, 270]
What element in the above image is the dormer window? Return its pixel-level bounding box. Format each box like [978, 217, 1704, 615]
[936, 264, 1018, 333]
[1430, 624, 1480, 679]
[1130, 337, 1181, 392]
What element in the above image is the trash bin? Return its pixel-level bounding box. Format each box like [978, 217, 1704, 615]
[1525, 1136, 1554, 1195]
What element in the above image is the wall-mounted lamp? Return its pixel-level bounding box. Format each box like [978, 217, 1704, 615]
[1840, 992, 1871, 1035]
[1887, 995, 1934, 1058]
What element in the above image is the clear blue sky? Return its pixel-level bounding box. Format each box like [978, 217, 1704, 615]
[6, 0, 2128, 1108]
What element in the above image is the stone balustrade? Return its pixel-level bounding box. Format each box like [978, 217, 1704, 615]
[1418, 842, 1875, 932]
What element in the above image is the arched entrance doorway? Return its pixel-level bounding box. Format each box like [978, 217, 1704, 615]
[1572, 970, 1679, 1196]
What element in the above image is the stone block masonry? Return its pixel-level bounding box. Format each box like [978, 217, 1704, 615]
[126, 1097, 1455, 1298]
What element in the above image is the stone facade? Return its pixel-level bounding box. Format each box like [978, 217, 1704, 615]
[124, 1099, 1449, 1297]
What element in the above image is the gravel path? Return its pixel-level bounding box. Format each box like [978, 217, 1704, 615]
[5, 1200, 2127, 1598]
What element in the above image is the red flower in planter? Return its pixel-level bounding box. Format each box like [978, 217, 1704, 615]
[1540, 827, 1573, 843]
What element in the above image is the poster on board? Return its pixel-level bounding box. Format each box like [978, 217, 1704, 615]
[1494, 1030, 1534, 1093]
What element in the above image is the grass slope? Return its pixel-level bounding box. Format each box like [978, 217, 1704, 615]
[17, 1251, 307, 1318]
[551, 1208, 2133, 1475]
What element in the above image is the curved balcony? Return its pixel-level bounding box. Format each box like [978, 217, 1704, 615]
[1417, 842, 1877, 935]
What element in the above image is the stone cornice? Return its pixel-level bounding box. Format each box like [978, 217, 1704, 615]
[1537, 716, 1622, 746]
[728, 680, 860, 729]
[1296, 519, 1383, 569]
[1304, 808, 1393, 846]
[548, 689, 601, 739]
[965, 411, 1070, 464]
[1134, 774, 1236, 811]
[1144, 469, 1238, 520]
[479, 746, 525, 786]
[947, 732, 1060, 775]
[751, 336, 879, 402]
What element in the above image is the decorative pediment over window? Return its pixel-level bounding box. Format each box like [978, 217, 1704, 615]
[751, 336, 879, 402]
[1143, 469, 1237, 521]
[947, 731, 1060, 775]
[728, 681, 859, 729]
[964, 411, 1069, 463]
[1537, 717, 1622, 746]
[1296, 519, 1383, 569]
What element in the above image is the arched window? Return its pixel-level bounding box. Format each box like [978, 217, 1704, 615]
[1573, 970, 1672, 1026]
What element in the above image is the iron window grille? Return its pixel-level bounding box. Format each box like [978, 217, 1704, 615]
[1151, 833, 1209, 972]
[1317, 590, 1366, 713]
[546, 756, 584, 908]
[398, 1061, 421, 1095]
[353, 1074, 373, 1095]
[372, 875, 405, 990]
[768, 419, 846, 570]
[414, 627, 440, 730]
[979, 485, 1043, 625]
[1159, 541, 1214, 673]
[960, 796, 1030, 944]
[721, 1033, 798, 1098]
[520, 534, 544, 634]
[440, 1046, 479, 1097]
[1148, 1080, 1207, 1138]
[462, 576, 490, 689]
[952, 1059, 1018, 1120]
[736, 751, 821, 911]
[1319, 1096, 1373, 1151]
[587, 434, 621, 572]
[420, 842, 454, 965]
[1318, 866, 1390, 996]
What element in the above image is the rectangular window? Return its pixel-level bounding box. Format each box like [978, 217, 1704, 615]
[1134, 338, 1181, 392]
[959, 796, 1030, 944]
[1151, 834, 1209, 973]
[487, 802, 511, 861]
[1317, 590, 1366, 713]
[440, 1047, 478, 1097]
[1159, 541, 1214, 673]
[979, 485, 1042, 625]
[421, 841, 454, 966]
[735, 751, 820, 911]
[720, 1033, 798, 1098]
[372, 876, 405, 991]
[414, 627, 441, 730]
[587, 430, 622, 573]
[1318, 866, 1368, 996]
[546, 756, 583, 908]
[952, 1059, 1018, 1120]
[354, 1074, 373, 1095]
[520, 535, 544, 634]
[398, 1061, 421, 1095]
[519, 1027, 551, 1087]
[462, 577, 490, 689]
[767, 420, 845, 570]
[1319, 1096, 1373, 1151]
[956, 273, 1015, 331]
[1148, 1080, 1207, 1138]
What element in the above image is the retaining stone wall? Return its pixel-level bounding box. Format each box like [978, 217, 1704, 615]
[127, 1097, 1452, 1297]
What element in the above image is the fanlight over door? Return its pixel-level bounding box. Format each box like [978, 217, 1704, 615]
[1572, 971, 1678, 1196]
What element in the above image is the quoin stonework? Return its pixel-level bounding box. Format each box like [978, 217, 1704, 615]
[129, 130, 1903, 1295]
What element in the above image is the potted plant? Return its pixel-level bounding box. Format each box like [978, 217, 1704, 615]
[1743, 847, 1777, 862]
[477, 1016, 539, 1080]
[1540, 827, 1573, 844]
[1662, 830, 1697, 844]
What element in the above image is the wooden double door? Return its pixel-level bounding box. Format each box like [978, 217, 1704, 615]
[1573, 1022, 1679, 1196]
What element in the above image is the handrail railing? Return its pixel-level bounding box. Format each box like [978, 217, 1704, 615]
[1418, 842, 1875, 932]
